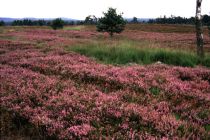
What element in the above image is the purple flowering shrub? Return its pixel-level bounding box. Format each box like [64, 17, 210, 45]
[0, 28, 210, 139]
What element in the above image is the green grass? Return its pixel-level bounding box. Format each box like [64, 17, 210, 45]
[66, 40, 210, 67]
[149, 87, 161, 96]
[64, 26, 85, 31]
[0, 35, 16, 40]
[205, 124, 210, 132]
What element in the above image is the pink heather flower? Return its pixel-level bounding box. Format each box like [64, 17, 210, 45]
[106, 108, 122, 118]
[155, 101, 170, 115]
[1, 31, 210, 139]
[68, 124, 92, 136]
[121, 123, 129, 130]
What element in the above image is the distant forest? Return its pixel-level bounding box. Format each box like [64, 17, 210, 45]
[9, 19, 79, 26]
[147, 15, 210, 25]
[0, 15, 210, 26]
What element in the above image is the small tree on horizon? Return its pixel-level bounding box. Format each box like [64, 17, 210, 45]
[84, 15, 97, 25]
[0, 20, 5, 26]
[51, 18, 64, 30]
[131, 17, 138, 23]
[96, 8, 126, 37]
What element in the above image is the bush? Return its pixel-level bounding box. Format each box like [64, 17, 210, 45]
[131, 17, 138, 23]
[51, 18, 64, 30]
[0, 20, 5, 26]
[84, 15, 97, 25]
[97, 8, 126, 37]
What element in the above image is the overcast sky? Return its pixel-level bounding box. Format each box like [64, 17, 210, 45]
[0, 0, 209, 19]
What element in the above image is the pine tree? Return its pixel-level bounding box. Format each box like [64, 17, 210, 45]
[51, 18, 64, 30]
[97, 8, 126, 37]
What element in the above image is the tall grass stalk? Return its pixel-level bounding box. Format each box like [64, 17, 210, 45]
[67, 40, 210, 67]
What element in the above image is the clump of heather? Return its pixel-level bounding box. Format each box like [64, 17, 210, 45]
[1, 51, 210, 139]
[1, 27, 210, 139]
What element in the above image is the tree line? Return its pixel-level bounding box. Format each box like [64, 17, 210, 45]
[83, 15, 210, 25]
[0, 19, 84, 26]
[147, 15, 210, 25]
[11, 19, 48, 26]
[0, 15, 209, 27]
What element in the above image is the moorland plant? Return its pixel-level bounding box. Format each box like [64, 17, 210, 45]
[0, 7, 210, 139]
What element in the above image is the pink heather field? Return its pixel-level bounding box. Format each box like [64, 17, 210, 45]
[0, 24, 210, 139]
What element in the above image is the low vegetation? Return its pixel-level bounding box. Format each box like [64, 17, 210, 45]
[64, 25, 85, 31]
[0, 24, 210, 139]
[68, 40, 210, 67]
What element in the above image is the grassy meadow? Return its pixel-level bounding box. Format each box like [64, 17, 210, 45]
[67, 39, 210, 67]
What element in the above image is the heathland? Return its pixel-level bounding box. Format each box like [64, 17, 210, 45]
[0, 24, 210, 139]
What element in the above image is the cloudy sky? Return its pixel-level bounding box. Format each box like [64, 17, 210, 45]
[0, 0, 209, 19]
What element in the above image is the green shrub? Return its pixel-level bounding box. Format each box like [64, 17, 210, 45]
[97, 8, 126, 37]
[51, 18, 64, 30]
[0, 20, 5, 26]
[202, 56, 210, 67]
[149, 87, 160, 96]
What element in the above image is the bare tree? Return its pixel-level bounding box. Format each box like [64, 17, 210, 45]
[195, 0, 204, 58]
